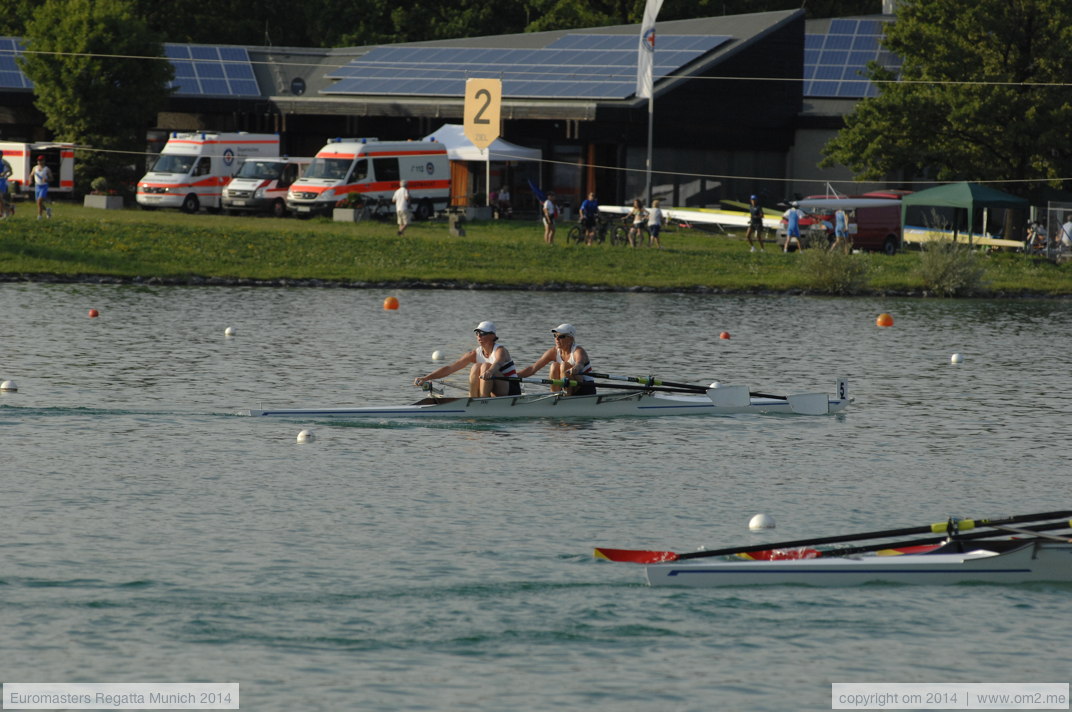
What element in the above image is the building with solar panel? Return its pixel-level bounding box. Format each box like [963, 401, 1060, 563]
[0, 8, 902, 210]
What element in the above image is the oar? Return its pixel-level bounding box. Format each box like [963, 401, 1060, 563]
[813, 519, 1072, 559]
[492, 376, 700, 395]
[593, 510, 1072, 564]
[588, 372, 707, 393]
[988, 524, 1072, 543]
[588, 371, 793, 402]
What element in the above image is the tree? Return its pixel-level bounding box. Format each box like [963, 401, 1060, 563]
[821, 0, 1072, 195]
[19, 0, 173, 193]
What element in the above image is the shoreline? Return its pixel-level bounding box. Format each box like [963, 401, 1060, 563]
[2, 272, 1069, 299]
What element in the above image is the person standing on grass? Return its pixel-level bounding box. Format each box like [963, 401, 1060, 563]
[542, 191, 558, 245]
[832, 207, 851, 253]
[393, 180, 411, 236]
[0, 150, 12, 218]
[32, 155, 53, 219]
[627, 198, 647, 248]
[579, 192, 600, 245]
[744, 195, 765, 251]
[783, 201, 805, 252]
[647, 199, 664, 249]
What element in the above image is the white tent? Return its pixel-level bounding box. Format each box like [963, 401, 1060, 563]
[423, 124, 541, 162]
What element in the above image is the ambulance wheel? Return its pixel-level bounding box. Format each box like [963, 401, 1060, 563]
[272, 199, 287, 218]
[416, 198, 432, 221]
[181, 194, 200, 214]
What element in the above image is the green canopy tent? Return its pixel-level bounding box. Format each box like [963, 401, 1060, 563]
[901, 182, 1027, 246]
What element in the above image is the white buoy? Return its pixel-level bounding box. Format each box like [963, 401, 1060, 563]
[0, 380, 17, 392]
[224, 326, 237, 337]
[296, 429, 315, 443]
[432, 350, 444, 360]
[950, 353, 963, 364]
[749, 513, 776, 531]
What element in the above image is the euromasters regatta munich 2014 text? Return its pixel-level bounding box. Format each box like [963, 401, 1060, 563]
[7, 691, 199, 705]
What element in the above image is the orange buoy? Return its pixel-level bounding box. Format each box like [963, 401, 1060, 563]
[719, 331, 731, 340]
[383, 296, 399, 311]
[876, 313, 893, 327]
[88, 309, 99, 318]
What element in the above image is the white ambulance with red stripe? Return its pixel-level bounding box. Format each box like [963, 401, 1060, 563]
[0, 141, 75, 197]
[286, 138, 449, 219]
[136, 132, 280, 213]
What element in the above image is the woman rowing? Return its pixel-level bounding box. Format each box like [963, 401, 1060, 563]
[413, 321, 521, 397]
[516, 323, 596, 395]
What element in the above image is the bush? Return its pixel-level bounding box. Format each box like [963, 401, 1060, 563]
[916, 238, 988, 296]
[797, 248, 870, 294]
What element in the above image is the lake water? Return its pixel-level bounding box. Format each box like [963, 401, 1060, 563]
[1, 283, 1070, 711]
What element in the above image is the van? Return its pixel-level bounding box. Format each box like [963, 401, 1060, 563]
[222, 156, 312, 217]
[286, 138, 450, 218]
[0, 141, 75, 197]
[136, 132, 280, 213]
[851, 200, 904, 255]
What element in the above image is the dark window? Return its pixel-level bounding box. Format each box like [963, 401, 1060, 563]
[372, 157, 399, 183]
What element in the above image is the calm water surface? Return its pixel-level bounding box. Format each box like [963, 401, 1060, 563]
[1, 283, 1070, 711]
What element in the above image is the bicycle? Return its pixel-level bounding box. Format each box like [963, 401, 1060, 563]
[568, 213, 629, 246]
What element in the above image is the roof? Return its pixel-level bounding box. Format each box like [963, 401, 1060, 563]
[422, 124, 541, 162]
[901, 182, 1028, 210]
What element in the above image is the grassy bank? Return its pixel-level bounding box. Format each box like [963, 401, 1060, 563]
[1, 202, 1070, 295]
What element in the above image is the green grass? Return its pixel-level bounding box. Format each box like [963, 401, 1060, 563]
[1, 201, 1070, 295]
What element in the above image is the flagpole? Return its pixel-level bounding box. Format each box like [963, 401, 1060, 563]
[645, 94, 654, 207]
[637, 0, 663, 208]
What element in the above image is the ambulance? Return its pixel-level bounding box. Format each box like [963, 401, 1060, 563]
[0, 141, 75, 197]
[285, 138, 450, 218]
[136, 132, 280, 213]
[221, 156, 312, 217]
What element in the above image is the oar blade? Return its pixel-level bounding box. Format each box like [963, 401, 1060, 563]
[593, 547, 678, 564]
[707, 385, 750, 408]
[786, 392, 830, 415]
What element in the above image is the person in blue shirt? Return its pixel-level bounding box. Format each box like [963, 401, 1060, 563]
[0, 150, 12, 218]
[782, 202, 805, 252]
[579, 192, 600, 245]
[832, 207, 851, 253]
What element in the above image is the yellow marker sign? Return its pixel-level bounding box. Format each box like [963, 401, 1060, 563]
[464, 78, 502, 150]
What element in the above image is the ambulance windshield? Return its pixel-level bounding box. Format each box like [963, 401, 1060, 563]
[151, 154, 194, 174]
[236, 161, 283, 180]
[305, 158, 351, 180]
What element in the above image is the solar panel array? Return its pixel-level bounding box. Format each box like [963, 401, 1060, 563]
[804, 18, 900, 98]
[165, 44, 260, 97]
[0, 37, 33, 89]
[0, 40, 261, 97]
[324, 34, 732, 100]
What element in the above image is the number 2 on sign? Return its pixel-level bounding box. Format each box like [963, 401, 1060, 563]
[473, 89, 492, 124]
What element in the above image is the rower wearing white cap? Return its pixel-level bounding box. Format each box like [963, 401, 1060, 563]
[516, 323, 595, 396]
[413, 320, 520, 397]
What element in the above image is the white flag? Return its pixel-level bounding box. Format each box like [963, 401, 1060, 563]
[635, 0, 665, 99]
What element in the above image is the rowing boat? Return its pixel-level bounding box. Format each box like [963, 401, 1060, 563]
[642, 540, 1072, 587]
[244, 380, 851, 419]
